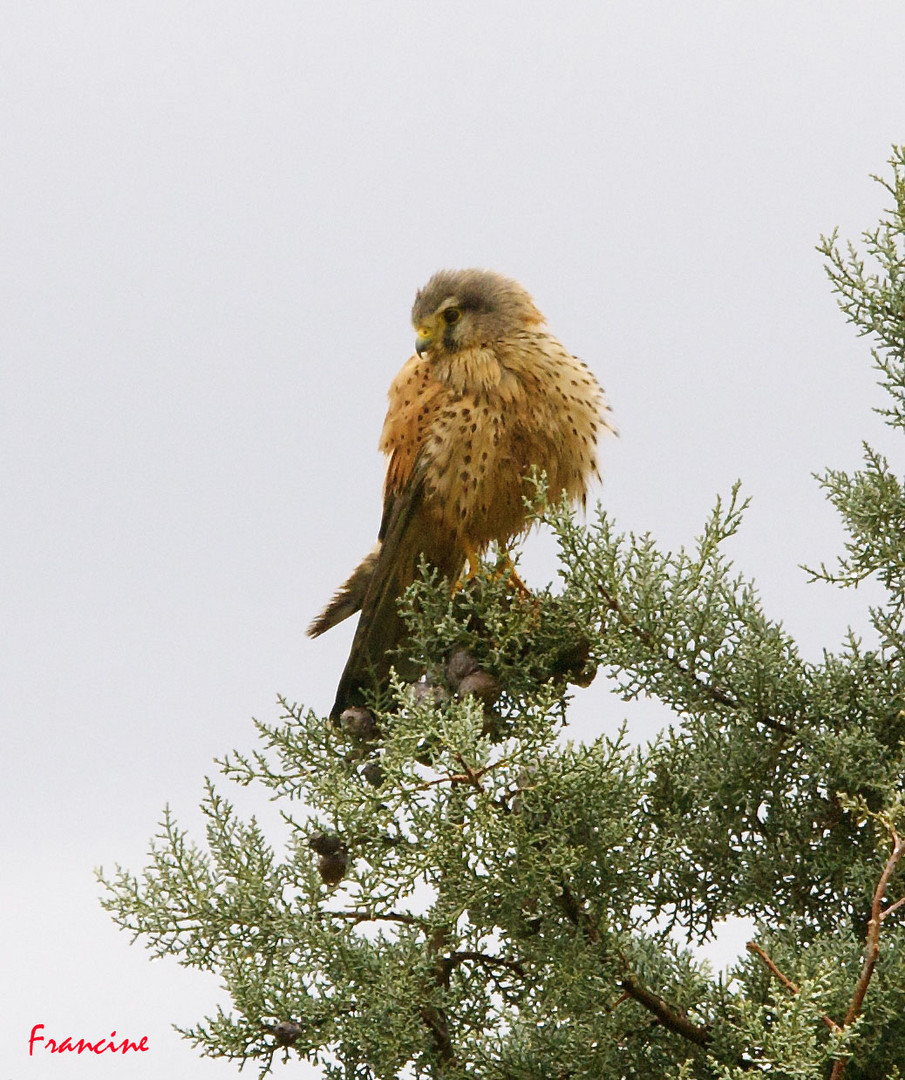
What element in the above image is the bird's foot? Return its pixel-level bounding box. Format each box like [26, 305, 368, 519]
[493, 550, 532, 599]
[452, 542, 484, 594]
[452, 546, 533, 601]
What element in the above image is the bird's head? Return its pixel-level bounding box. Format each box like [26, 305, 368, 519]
[411, 269, 544, 358]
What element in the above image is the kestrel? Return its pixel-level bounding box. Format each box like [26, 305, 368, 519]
[309, 269, 611, 719]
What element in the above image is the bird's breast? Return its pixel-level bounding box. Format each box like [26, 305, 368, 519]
[421, 340, 603, 549]
[381, 336, 606, 554]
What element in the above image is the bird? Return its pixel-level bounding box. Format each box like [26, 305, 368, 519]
[308, 268, 611, 719]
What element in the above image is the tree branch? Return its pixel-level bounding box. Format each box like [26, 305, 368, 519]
[442, 951, 526, 981]
[749, 824, 905, 1080]
[746, 940, 839, 1032]
[619, 972, 712, 1047]
[419, 1003, 455, 1065]
[555, 881, 713, 1050]
[881, 893, 905, 920]
[326, 908, 427, 928]
[829, 826, 905, 1080]
[597, 585, 793, 734]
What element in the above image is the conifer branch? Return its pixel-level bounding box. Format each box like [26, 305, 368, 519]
[421, 923, 456, 1066]
[597, 584, 793, 734]
[746, 941, 840, 1032]
[442, 952, 526, 979]
[557, 881, 714, 1050]
[829, 825, 905, 1080]
[419, 1003, 455, 1066]
[327, 908, 428, 928]
[618, 973, 713, 1048]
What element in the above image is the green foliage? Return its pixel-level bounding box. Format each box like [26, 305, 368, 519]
[99, 149, 905, 1077]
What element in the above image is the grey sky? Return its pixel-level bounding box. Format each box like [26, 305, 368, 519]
[3, 3, 905, 1075]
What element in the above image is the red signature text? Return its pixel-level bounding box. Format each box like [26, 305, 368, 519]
[28, 1023, 149, 1055]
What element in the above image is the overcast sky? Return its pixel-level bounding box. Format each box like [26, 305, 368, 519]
[3, 3, 905, 1076]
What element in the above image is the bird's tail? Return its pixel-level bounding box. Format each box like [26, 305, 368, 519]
[328, 486, 463, 720]
[307, 546, 380, 638]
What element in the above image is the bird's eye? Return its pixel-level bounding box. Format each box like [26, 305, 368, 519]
[442, 307, 461, 325]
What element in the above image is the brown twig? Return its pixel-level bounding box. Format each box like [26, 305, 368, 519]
[556, 880, 599, 942]
[419, 1003, 455, 1064]
[828, 826, 905, 1080]
[606, 990, 631, 1013]
[751, 826, 905, 1079]
[619, 973, 712, 1047]
[420, 923, 457, 1066]
[442, 951, 526, 981]
[881, 893, 905, 920]
[746, 941, 839, 1032]
[410, 772, 482, 790]
[407, 752, 517, 793]
[327, 908, 426, 928]
[746, 940, 801, 993]
[555, 881, 713, 1049]
[453, 751, 486, 792]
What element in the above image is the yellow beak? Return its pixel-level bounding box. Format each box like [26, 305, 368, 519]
[415, 324, 434, 356]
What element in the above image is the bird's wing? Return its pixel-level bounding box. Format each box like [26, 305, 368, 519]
[307, 354, 441, 639]
[328, 361, 463, 717]
[329, 451, 465, 718]
[379, 353, 446, 510]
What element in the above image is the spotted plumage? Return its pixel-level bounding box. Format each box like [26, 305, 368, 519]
[309, 269, 612, 718]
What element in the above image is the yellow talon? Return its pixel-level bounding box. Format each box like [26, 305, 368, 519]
[453, 542, 531, 598]
[452, 540, 482, 593]
[495, 549, 531, 597]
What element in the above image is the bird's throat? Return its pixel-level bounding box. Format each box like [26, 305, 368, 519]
[434, 347, 505, 397]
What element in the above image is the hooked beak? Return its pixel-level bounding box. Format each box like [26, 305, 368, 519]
[415, 325, 434, 357]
